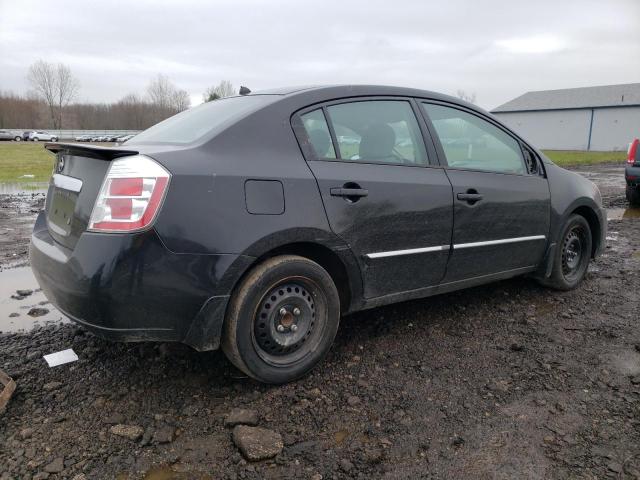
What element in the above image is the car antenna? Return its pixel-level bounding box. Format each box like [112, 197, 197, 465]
[239, 86, 251, 95]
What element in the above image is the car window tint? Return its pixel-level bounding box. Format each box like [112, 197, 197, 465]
[326, 101, 427, 166]
[300, 109, 336, 159]
[129, 95, 277, 145]
[423, 103, 525, 175]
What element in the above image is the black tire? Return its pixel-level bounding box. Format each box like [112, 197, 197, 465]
[14, 136, 21, 142]
[32, 137, 39, 142]
[222, 255, 340, 384]
[542, 214, 592, 290]
[626, 186, 640, 206]
[51, 137, 58, 142]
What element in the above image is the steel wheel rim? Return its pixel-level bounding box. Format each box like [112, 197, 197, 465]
[561, 226, 586, 280]
[252, 276, 326, 366]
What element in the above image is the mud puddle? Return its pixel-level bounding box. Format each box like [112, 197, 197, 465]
[576, 166, 626, 190]
[607, 207, 640, 220]
[0, 266, 67, 333]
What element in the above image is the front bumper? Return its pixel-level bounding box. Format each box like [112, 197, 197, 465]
[29, 212, 253, 350]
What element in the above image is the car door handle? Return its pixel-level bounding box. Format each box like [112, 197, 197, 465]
[330, 187, 369, 200]
[456, 191, 483, 204]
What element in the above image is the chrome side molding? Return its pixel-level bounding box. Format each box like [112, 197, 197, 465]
[366, 235, 546, 259]
[453, 235, 546, 250]
[366, 245, 450, 259]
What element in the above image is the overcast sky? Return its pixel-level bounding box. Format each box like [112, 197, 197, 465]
[1, 0, 638, 110]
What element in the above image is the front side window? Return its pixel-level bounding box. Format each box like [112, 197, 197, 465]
[300, 109, 336, 159]
[422, 103, 525, 175]
[326, 101, 427, 166]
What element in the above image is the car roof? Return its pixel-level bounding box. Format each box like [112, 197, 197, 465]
[247, 84, 476, 112]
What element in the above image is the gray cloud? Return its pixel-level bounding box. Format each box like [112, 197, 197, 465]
[0, 0, 638, 109]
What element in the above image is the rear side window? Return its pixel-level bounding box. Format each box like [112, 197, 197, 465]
[326, 101, 427, 166]
[423, 103, 525, 175]
[129, 95, 277, 145]
[300, 109, 336, 159]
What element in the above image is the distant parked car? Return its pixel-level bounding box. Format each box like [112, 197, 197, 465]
[116, 134, 135, 143]
[30, 131, 58, 142]
[75, 135, 92, 142]
[0, 130, 22, 141]
[625, 138, 640, 206]
[22, 131, 35, 141]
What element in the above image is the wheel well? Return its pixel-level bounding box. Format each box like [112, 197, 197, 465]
[255, 242, 352, 313]
[571, 206, 601, 257]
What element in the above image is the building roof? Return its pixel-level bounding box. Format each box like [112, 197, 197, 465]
[492, 83, 640, 113]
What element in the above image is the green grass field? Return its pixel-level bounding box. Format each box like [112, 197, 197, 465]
[542, 150, 627, 167]
[0, 143, 628, 184]
[0, 143, 55, 183]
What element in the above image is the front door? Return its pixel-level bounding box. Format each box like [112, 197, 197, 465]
[421, 102, 551, 282]
[294, 99, 453, 299]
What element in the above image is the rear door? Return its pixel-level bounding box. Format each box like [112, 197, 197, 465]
[420, 102, 550, 282]
[293, 98, 453, 299]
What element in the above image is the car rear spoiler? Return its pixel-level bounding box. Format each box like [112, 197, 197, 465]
[45, 142, 139, 160]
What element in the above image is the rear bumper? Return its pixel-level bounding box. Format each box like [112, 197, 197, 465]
[625, 165, 640, 187]
[29, 212, 253, 350]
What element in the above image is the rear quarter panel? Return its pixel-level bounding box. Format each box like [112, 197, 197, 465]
[149, 106, 338, 257]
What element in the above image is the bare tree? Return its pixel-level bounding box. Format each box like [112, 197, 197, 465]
[172, 89, 191, 112]
[146, 74, 191, 120]
[203, 80, 235, 102]
[456, 90, 477, 104]
[55, 64, 79, 128]
[146, 74, 175, 110]
[27, 60, 79, 129]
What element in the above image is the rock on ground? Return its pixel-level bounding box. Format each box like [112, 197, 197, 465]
[109, 424, 144, 441]
[224, 408, 259, 427]
[232, 425, 283, 461]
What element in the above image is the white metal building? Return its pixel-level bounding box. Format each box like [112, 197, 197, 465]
[491, 83, 640, 151]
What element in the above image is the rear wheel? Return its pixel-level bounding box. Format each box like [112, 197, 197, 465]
[626, 185, 640, 206]
[542, 214, 592, 290]
[14, 136, 21, 142]
[32, 137, 39, 142]
[222, 255, 340, 384]
[51, 137, 58, 142]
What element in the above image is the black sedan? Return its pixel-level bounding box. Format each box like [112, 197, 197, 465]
[30, 85, 606, 383]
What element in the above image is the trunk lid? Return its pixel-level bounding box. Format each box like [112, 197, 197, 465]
[43, 143, 138, 250]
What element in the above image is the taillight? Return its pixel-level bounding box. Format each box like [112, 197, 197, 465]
[88, 155, 170, 233]
[628, 138, 639, 165]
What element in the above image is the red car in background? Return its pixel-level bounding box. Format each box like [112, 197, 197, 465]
[626, 138, 640, 206]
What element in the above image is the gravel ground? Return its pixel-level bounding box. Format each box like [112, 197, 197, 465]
[1, 164, 639, 479]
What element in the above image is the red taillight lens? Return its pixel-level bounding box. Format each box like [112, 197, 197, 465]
[109, 178, 143, 196]
[628, 138, 639, 164]
[88, 155, 170, 233]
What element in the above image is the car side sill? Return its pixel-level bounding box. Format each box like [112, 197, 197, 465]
[359, 265, 536, 311]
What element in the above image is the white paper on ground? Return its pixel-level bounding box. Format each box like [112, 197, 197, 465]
[43, 349, 79, 367]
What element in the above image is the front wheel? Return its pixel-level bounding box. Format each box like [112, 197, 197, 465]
[626, 185, 640, 206]
[222, 255, 340, 384]
[542, 214, 592, 290]
[51, 137, 58, 142]
[32, 137, 39, 142]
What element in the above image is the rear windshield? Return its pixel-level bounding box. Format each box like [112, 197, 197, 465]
[128, 95, 277, 145]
